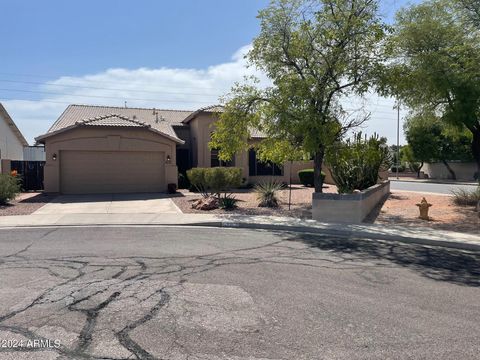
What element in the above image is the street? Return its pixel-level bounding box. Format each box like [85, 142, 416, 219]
[390, 180, 478, 195]
[0, 226, 479, 359]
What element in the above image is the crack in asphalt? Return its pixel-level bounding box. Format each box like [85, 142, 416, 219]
[0, 230, 478, 359]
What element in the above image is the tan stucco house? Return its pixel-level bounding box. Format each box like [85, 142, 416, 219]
[36, 104, 313, 194]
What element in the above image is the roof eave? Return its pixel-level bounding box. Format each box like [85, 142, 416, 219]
[35, 124, 185, 145]
[0, 103, 29, 146]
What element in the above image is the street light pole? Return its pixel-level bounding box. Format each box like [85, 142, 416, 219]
[395, 101, 401, 180]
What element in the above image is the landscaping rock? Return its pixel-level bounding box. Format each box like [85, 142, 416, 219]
[192, 196, 219, 211]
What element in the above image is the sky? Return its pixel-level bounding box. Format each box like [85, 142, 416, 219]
[0, 0, 419, 145]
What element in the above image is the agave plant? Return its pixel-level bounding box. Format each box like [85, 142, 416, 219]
[218, 193, 238, 210]
[255, 181, 284, 207]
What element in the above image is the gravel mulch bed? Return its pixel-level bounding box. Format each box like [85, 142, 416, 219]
[172, 184, 336, 218]
[0, 192, 56, 216]
[173, 186, 479, 234]
[366, 191, 479, 235]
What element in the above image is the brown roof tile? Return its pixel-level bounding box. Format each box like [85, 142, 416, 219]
[43, 104, 194, 142]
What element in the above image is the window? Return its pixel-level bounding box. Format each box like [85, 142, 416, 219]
[211, 149, 234, 167]
[248, 149, 283, 176]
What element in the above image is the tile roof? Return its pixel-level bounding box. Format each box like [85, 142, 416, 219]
[182, 105, 224, 124]
[75, 114, 150, 127]
[40, 104, 194, 143]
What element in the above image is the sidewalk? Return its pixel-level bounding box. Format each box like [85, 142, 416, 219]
[0, 213, 479, 251]
[389, 177, 478, 186]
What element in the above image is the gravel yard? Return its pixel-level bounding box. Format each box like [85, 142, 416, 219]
[0, 192, 56, 216]
[172, 186, 480, 234]
[173, 185, 334, 218]
[369, 191, 480, 235]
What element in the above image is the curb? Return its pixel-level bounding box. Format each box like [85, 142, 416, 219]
[389, 179, 478, 186]
[3, 220, 479, 252]
[217, 221, 480, 252]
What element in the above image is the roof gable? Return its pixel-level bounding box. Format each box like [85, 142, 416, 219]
[0, 103, 29, 146]
[36, 105, 194, 144]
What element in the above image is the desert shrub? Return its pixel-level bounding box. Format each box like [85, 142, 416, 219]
[187, 168, 209, 197]
[187, 167, 242, 197]
[451, 187, 480, 207]
[218, 193, 238, 210]
[325, 133, 391, 194]
[298, 169, 325, 187]
[255, 181, 284, 207]
[0, 174, 21, 205]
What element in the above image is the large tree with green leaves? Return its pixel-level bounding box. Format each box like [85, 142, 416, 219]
[378, 0, 480, 176]
[458, 0, 480, 27]
[210, 0, 386, 192]
[404, 112, 473, 179]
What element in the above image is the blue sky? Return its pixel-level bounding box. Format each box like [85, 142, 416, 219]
[1, 0, 419, 144]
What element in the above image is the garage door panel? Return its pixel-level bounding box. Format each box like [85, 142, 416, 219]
[60, 151, 165, 194]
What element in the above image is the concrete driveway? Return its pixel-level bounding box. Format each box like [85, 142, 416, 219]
[33, 193, 182, 215]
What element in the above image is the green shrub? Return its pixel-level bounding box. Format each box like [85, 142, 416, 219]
[325, 133, 391, 194]
[0, 174, 21, 205]
[298, 169, 325, 187]
[451, 187, 480, 207]
[187, 167, 242, 197]
[218, 193, 238, 210]
[255, 181, 284, 207]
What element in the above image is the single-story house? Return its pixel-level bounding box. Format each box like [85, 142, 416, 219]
[36, 104, 314, 194]
[0, 103, 28, 172]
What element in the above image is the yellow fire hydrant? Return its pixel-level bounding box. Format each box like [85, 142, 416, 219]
[416, 197, 432, 220]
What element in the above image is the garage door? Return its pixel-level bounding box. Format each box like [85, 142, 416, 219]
[60, 150, 165, 194]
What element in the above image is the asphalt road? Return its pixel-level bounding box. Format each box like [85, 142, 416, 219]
[0, 226, 479, 360]
[390, 180, 478, 195]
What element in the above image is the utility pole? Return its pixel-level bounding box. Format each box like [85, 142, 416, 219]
[396, 101, 401, 180]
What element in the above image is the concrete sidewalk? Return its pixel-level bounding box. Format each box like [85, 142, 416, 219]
[0, 213, 479, 251]
[389, 177, 478, 186]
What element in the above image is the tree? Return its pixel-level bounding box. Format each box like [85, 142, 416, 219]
[401, 145, 423, 178]
[457, 0, 480, 27]
[378, 0, 480, 176]
[210, 0, 386, 192]
[404, 112, 473, 179]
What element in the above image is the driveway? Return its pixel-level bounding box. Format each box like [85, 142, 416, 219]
[0, 226, 479, 359]
[33, 193, 181, 215]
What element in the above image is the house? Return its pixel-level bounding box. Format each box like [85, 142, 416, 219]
[0, 103, 28, 172]
[36, 104, 313, 194]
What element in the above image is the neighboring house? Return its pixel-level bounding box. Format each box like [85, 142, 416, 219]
[0, 103, 28, 160]
[36, 104, 313, 194]
[0, 103, 28, 172]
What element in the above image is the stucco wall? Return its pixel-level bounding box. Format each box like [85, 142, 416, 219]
[422, 162, 478, 181]
[0, 112, 24, 162]
[312, 181, 390, 223]
[42, 127, 178, 193]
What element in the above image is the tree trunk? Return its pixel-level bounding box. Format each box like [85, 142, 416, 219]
[472, 128, 480, 181]
[314, 146, 325, 193]
[441, 160, 456, 180]
[417, 162, 424, 179]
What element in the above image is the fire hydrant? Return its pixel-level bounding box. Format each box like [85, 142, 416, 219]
[416, 197, 432, 220]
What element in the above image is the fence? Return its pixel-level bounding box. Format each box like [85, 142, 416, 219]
[10, 161, 45, 191]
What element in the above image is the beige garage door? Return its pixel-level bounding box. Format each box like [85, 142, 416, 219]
[60, 150, 165, 194]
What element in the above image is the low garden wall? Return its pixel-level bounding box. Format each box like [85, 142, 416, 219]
[312, 180, 390, 223]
